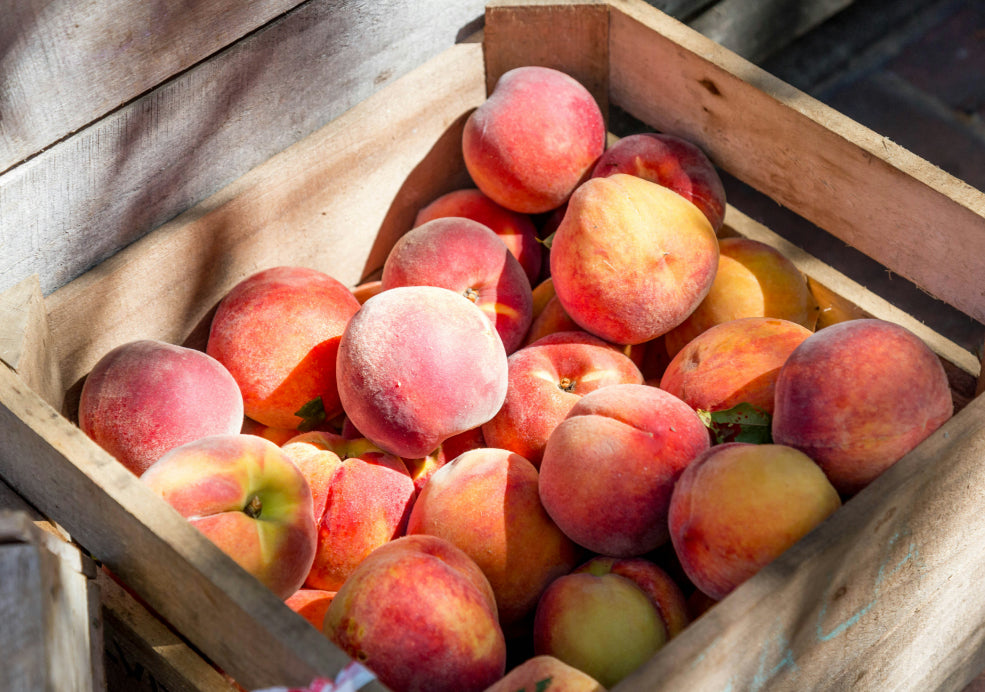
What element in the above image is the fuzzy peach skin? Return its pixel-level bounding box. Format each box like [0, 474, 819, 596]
[79, 339, 244, 476]
[285, 588, 335, 630]
[381, 217, 533, 354]
[281, 431, 416, 592]
[403, 425, 486, 495]
[406, 448, 580, 628]
[206, 266, 360, 430]
[324, 534, 507, 692]
[575, 556, 690, 639]
[664, 237, 818, 357]
[772, 318, 953, 496]
[414, 188, 544, 284]
[550, 173, 719, 345]
[660, 317, 813, 417]
[539, 383, 710, 556]
[140, 434, 317, 600]
[482, 331, 644, 467]
[462, 65, 605, 214]
[484, 655, 606, 692]
[533, 569, 667, 688]
[668, 442, 842, 600]
[336, 285, 509, 459]
[591, 132, 727, 231]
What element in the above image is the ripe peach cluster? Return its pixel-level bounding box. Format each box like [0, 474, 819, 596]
[76, 66, 954, 691]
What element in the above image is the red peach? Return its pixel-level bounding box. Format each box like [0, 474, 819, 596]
[463, 66, 606, 214]
[78, 339, 244, 476]
[206, 266, 360, 430]
[414, 188, 543, 284]
[381, 217, 533, 353]
[772, 318, 953, 495]
[591, 132, 727, 231]
[550, 174, 719, 345]
[140, 434, 317, 600]
[668, 442, 842, 600]
[484, 656, 605, 692]
[406, 448, 580, 627]
[336, 285, 509, 459]
[482, 331, 644, 467]
[539, 384, 710, 556]
[324, 534, 507, 692]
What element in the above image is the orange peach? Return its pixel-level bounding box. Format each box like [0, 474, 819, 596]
[539, 384, 710, 556]
[406, 448, 580, 627]
[532, 568, 667, 688]
[403, 425, 487, 495]
[350, 279, 384, 304]
[668, 442, 842, 600]
[281, 431, 416, 592]
[524, 294, 582, 347]
[660, 317, 813, 417]
[414, 188, 543, 284]
[336, 285, 509, 459]
[463, 66, 605, 214]
[591, 132, 727, 231]
[530, 277, 557, 321]
[324, 534, 507, 692]
[664, 236, 818, 358]
[285, 588, 335, 630]
[78, 339, 244, 476]
[206, 266, 360, 430]
[484, 656, 605, 692]
[482, 331, 644, 467]
[140, 434, 317, 600]
[381, 217, 533, 353]
[772, 318, 953, 495]
[549, 173, 719, 345]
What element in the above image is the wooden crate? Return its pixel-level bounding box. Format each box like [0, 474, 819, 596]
[2, 0, 985, 690]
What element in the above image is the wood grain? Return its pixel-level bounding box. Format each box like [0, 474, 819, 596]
[606, 0, 985, 324]
[0, 0, 487, 299]
[0, 0, 305, 173]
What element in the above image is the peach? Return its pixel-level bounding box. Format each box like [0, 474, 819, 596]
[206, 266, 361, 430]
[140, 434, 317, 600]
[414, 188, 544, 284]
[462, 66, 605, 214]
[550, 173, 719, 345]
[668, 442, 842, 600]
[772, 318, 953, 495]
[324, 534, 507, 692]
[351, 279, 384, 304]
[406, 448, 580, 627]
[285, 588, 335, 630]
[78, 339, 244, 476]
[530, 277, 557, 322]
[403, 425, 487, 495]
[381, 217, 533, 353]
[482, 331, 644, 467]
[240, 417, 302, 446]
[591, 132, 727, 231]
[574, 556, 690, 639]
[524, 294, 582, 347]
[280, 431, 416, 592]
[336, 285, 509, 459]
[484, 656, 605, 692]
[532, 568, 667, 688]
[660, 317, 813, 418]
[664, 236, 818, 358]
[539, 383, 710, 556]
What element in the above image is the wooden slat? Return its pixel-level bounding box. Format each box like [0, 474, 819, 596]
[0, 0, 487, 300]
[621, 391, 985, 691]
[605, 0, 985, 325]
[0, 275, 63, 410]
[42, 42, 485, 403]
[0, 0, 305, 172]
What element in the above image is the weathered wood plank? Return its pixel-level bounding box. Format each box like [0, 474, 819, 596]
[0, 0, 487, 299]
[0, 0, 305, 172]
[606, 0, 985, 325]
[0, 275, 63, 410]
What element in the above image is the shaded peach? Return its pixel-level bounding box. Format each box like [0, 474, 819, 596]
[484, 656, 605, 692]
[351, 279, 384, 304]
[403, 426, 487, 495]
[285, 588, 335, 630]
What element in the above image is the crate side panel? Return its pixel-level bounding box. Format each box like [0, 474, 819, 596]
[620, 392, 985, 691]
[607, 0, 985, 324]
[42, 43, 485, 401]
[0, 0, 487, 300]
[0, 0, 305, 172]
[0, 543, 46, 691]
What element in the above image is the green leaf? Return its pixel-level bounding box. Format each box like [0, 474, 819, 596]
[538, 231, 555, 250]
[294, 396, 326, 433]
[698, 402, 773, 445]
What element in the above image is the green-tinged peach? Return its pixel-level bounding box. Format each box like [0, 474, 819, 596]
[484, 656, 606, 692]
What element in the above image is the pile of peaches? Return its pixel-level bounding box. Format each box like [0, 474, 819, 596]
[77, 66, 954, 692]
